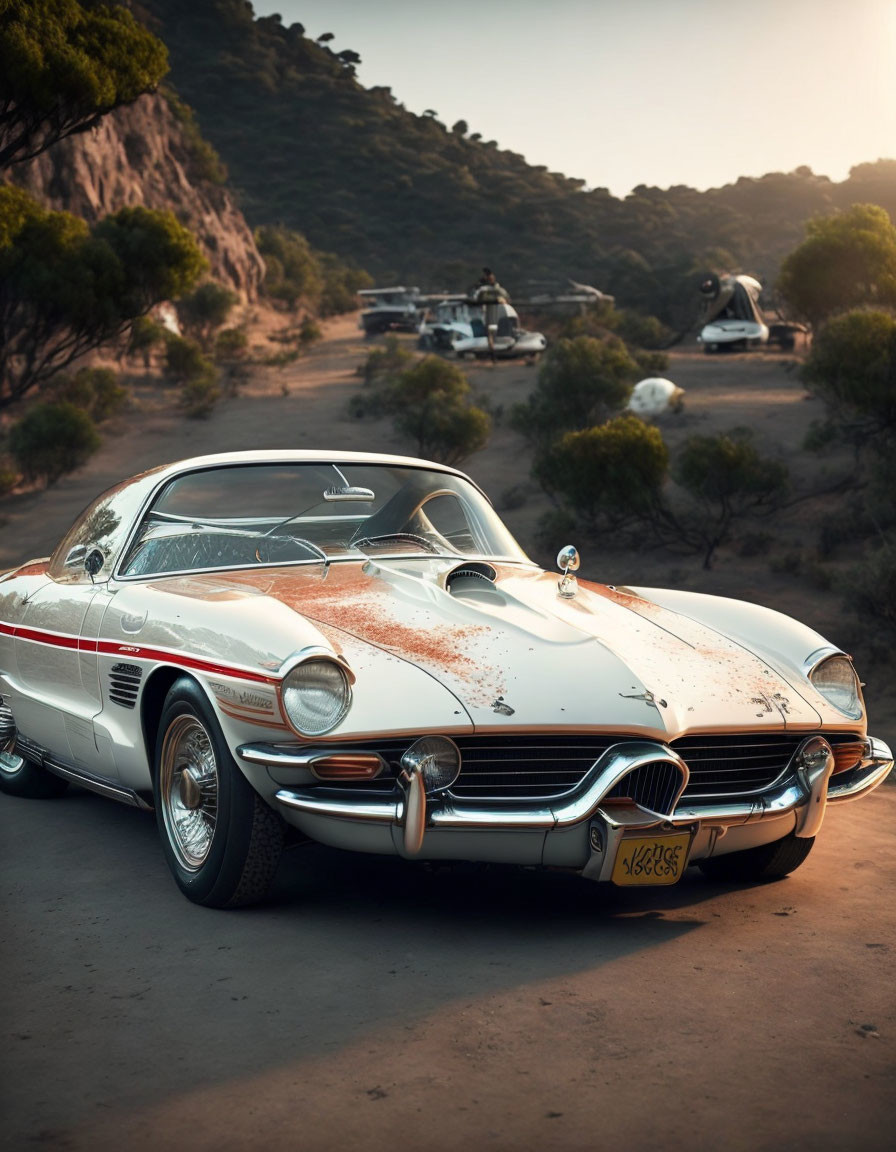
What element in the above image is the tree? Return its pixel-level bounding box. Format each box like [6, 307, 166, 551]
[51, 366, 126, 421]
[802, 308, 896, 441]
[255, 225, 322, 310]
[532, 421, 788, 569]
[452, 120, 468, 136]
[0, 188, 205, 408]
[164, 334, 219, 417]
[672, 430, 789, 568]
[512, 335, 640, 446]
[777, 204, 896, 328]
[178, 281, 237, 348]
[8, 400, 100, 484]
[535, 415, 668, 530]
[0, 0, 168, 168]
[357, 356, 491, 464]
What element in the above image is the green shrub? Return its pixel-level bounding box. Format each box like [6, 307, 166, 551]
[802, 309, 896, 441]
[299, 317, 322, 346]
[674, 430, 789, 568]
[51, 368, 127, 422]
[356, 355, 491, 463]
[359, 335, 413, 386]
[535, 414, 668, 529]
[847, 540, 896, 634]
[214, 327, 249, 362]
[182, 374, 220, 418]
[165, 335, 220, 415]
[9, 403, 101, 485]
[127, 315, 167, 365]
[178, 281, 238, 348]
[512, 335, 640, 446]
[675, 430, 788, 509]
[165, 334, 213, 381]
[614, 311, 673, 350]
[390, 357, 491, 463]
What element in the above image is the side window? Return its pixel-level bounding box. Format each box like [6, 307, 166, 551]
[419, 493, 477, 553]
[48, 477, 155, 584]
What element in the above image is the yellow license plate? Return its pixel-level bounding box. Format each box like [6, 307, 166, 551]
[611, 832, 691, 886]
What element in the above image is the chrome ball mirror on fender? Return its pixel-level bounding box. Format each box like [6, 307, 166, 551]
[556, 545, 580, 598]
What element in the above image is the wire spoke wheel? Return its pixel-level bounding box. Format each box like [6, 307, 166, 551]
[159, 714, 220, 871]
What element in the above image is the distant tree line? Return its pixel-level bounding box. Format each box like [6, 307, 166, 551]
[132, 1, 896, 331]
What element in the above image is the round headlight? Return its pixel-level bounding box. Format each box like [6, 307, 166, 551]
[281, 659, 351, 736]
[809, 655, 863, 720]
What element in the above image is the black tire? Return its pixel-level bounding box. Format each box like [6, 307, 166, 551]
[152, 677, 285, 908]
[699, 832, 814, 883]
[0, 749, 69, 798]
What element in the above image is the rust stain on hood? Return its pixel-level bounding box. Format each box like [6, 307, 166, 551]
[209, 565, 498, 701]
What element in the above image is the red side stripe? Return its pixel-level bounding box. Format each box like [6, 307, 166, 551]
[0, 619, 279, 685]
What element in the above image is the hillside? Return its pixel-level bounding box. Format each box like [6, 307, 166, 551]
[12, 87, 265, 300]
[135, 1, 896, 321]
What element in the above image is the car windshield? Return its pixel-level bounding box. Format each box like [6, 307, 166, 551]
[118, 462, 529, 578]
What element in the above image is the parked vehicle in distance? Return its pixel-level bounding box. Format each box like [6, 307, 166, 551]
[358, 286, 423, 335]
[419, 297, 547, 360]
[1, 451, 891, 907]
[698, 273, 769, 351]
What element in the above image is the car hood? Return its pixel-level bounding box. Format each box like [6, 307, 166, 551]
[219, 560, 823, 738]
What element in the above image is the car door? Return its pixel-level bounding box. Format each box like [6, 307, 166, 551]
[13, 474, 156, 772]
[14, 571, 104, 768]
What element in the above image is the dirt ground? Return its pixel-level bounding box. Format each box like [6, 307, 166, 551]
[1, 315, 895, 1150]
[1, 783, 894, 1151]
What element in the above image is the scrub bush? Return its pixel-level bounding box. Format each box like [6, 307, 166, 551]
[9, 402, 100, 484]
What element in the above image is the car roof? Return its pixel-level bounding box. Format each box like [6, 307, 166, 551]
[147, 450, 472, 487]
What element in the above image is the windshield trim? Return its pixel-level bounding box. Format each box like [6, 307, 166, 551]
[112, 552, 539, 584]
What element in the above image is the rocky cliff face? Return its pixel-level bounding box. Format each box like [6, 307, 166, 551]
[13, 91, 265, 301]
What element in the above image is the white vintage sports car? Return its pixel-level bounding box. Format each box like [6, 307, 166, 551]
[0, 451, 891, 907]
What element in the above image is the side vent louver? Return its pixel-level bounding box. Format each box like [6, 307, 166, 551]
[109, 663, 143, 709]
[0, 700, 15, 743]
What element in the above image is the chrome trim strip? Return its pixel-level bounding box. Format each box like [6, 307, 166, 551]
[802, 645, 846, 677]
[278, 646, 357, 686]
[792, 737, 835, 839]
[398, 763, 426, 855]
[44, 761, 153, 810]
[12, 732, 153, 810]
[275, 789, 399, 823]
[238, 743, 385, 772]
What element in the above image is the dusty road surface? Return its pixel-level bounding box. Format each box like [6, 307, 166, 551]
[2, 783, 894, 1152]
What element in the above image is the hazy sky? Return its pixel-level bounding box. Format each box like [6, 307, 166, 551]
[252, 0, 896, 197]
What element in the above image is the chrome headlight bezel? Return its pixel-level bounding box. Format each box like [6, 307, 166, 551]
[807, 651, 864, 721]
[279, 651, 353, 737]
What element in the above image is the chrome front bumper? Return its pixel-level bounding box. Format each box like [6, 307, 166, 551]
[238, 735, 893, 878]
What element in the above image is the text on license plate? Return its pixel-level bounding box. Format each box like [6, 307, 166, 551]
[611, 832, 691, 886]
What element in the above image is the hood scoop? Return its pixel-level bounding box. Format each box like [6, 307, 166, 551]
[445, 562, 501, 603]
[445, 561, 503, 605]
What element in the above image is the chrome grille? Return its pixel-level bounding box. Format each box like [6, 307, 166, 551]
[109, 663, 143, 709]
[605, 760, 683, 813]
[314, 732, 858, 804]
[671, 734, 802, 799]
[449, 735, 620, 798]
